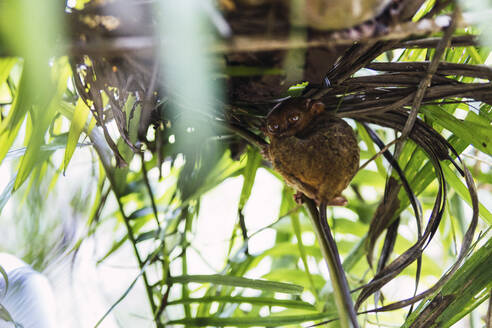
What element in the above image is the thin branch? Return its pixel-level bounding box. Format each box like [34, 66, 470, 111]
[140, 153, 162, 229]
[358, 137, 401, 172]
[367, 62, 492, 80]
[87, 128, 162, 328]
[222, 121, 268, 149]
[112, 178, 162, 327]
[155, 272, 172, 321]
[248, 204, 302, 239]
[395, 35, 478, 49]
[63, 14, 470, 57]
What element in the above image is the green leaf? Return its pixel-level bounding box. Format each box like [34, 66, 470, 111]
[0, 175, 15, 215]
[263, 269, 326, 290]
[0, 265, 8, 297]
[287, 81, 309, 96]
[128, 207, 155, 221]
[168, 296, 316, 310]
[402, 235, 492, 328]
[0, 0, 63, 166]
[97, 235, 129, 264]
[123, 95, 140, 144]
[224, 66, 284, 77]
[238, 146, 261, 210]
[167, 312, 335, 327]
[285, 186, 319, 298]
[351, 169, 385, 188]
[0, 303, 14, 323]
[424, 105, 492, 156]
[466, 46, 483, 64]
[169, 274, 304, 294]
[63, 98, 90, 172]
[442, 163, 492, 225]
[0, 67, 31, 164]
[14, 58, 71, 190]
[181, 150, 245, 203]
[4, 138, 73, 162]
[0, 57, 16, 86]
[94, 267, 146, 328]
[250, 242, 323, 270]
[333, 218, 368, 237]
[343, 134, 470, 273]
[135, 230, 159, 243]
[342, 237, 366, 271]
[356, 122, 386, 176]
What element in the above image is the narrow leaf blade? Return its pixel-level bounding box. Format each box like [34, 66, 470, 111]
[63, 98, 90, 172]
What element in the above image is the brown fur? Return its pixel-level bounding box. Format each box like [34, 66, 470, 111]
[264, 98, 359, 204]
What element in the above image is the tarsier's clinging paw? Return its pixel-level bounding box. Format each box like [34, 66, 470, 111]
[294, 191, 347, 206]
[294, 191, 304, 205]
[259, 144, 271, 161]
[263, 98, 360, 206]
[327, 195, 348, 206]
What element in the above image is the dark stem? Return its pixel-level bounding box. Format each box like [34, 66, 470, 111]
[88, 128, 162, 328]
[319, 203, 359, 328]
[140, 153, 162, 229]
[224, 122, 268, 150]
[304, 196, 359, 328]
[113, 183, 162, 328]
[155, 272, 172, 321]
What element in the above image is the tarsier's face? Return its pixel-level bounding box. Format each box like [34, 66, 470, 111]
[264, 98, 325, 137]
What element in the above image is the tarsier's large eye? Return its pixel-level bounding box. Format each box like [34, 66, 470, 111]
[268, 123, 280, 133]
[288, 113, 300, 124]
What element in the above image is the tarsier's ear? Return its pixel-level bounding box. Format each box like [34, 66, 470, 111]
[310, 100, 325, 114]
[303, 98, 312, 110]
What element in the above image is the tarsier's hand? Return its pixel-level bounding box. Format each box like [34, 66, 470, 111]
[259, 144, 271, 161]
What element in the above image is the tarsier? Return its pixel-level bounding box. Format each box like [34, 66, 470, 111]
[262, 98, 360, 206]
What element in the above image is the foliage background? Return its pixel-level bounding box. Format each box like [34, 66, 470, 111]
[0, 0, 491, 327]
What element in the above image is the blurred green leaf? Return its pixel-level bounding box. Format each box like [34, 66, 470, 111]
[123, 95, 140, 144]
[287, 82, 309, 96]
[0, 67, 31, 164]
[14, 59, 71, 190]
[283, 186, 319, 297]
[63, 98, 90, 172]
[0, 265, 8, 297]
[180, 149, 244, 203]
[250, 242, 323, 270]
[0, 175, 15, 215]
[0, 303, 14, 323]
[169, 274, 304, 295]
[97, 235, 129, 264]
[263, 269, 326, 290]
[239, 146, 261, 210]
[168, 295, 316, 310]
[351, 169, 385, 188]
[0, 57, 16, 86]
[167, 312, 334, 327]
[225, 66, 284, 77]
